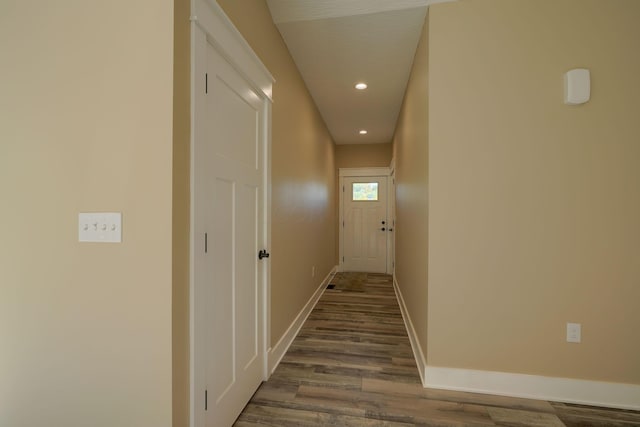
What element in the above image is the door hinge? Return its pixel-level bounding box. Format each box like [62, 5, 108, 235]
[342, 185, 345, 192]
[205, 232, 208, 253]
[205, 73, 208, 94]
[342, 220, 344, 227]
[342, 256, 344, 262]
[205, 389, 208, 410]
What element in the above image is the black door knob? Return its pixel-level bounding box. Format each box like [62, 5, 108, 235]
[381, 220, 386, 224]
[381, 227, 386, 231]
[258, 249, 270, 260]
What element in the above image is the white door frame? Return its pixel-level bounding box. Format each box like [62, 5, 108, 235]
[338, 167, 393, 274]
[388, 158, 396, 275]
[190, 1, 273, 425]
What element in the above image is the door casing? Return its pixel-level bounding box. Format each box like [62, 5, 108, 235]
[389, 158, 396, 275]
[339, 167, 394, 274]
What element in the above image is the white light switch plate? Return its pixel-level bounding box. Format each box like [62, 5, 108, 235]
[79, 212, 122, 243]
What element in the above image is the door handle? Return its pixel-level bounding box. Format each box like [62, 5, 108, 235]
[381, 220, 386, 225]
[381, 227, 386, 231]
[258, 249, 270, 260]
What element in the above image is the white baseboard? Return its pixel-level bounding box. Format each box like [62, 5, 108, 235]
[425, 366, 640, 410]
[267, 265, 337, 374]
[392, 274, 428, 387]
[392, 275, 639, 410]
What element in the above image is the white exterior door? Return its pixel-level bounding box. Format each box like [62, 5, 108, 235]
[192, 11, 272, 426]
[342, 176, 388, 273]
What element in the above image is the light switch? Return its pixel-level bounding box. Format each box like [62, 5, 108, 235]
[79, 212, 122, 243]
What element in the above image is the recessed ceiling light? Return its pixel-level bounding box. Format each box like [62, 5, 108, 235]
[359, 130, 368, 135]
[355, 83, 368, 90]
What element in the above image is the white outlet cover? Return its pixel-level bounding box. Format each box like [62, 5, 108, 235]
[79, 212, 122, 243]
[566, 322, 581, 343]
[564, 69, 590, 105]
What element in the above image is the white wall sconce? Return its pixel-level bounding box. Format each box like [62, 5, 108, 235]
[564, 68, 590, 105]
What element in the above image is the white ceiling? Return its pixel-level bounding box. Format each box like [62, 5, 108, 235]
[266, 0, 451, 145]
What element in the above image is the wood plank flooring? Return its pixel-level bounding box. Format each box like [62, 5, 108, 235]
[235, 273, 640, 426]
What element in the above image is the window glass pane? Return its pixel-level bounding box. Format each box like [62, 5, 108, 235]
[352, 182, 378, 201]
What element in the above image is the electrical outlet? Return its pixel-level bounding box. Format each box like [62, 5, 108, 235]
[566, 322, 581, 343]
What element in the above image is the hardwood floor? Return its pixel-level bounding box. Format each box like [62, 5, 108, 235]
[235, 273, 640, 426]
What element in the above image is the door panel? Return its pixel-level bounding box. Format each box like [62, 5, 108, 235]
[210, 74, 259, 171]
[343, 176, 388, 273]
[236, 183, 258, 370]
[365, 208, 380, 256]
[208, 178, 234, 400]
[351, 207, 363, 257]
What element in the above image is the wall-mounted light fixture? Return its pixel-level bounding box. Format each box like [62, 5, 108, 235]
[564, 68, 590, 105]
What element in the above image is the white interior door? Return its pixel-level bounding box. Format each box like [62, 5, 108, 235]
[193, 33, 267, 427]
[342, 176, 388, 273]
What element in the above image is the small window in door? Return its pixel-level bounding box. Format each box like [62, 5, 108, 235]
[352, 182, 379, 201]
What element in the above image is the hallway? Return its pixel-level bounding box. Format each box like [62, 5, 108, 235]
[234, 273, 639, 426]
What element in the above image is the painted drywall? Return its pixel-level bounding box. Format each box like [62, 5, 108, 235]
[427, 0, 640, 384]
[335, 143, 393, 169]
[391, 12, 430, 368]
[216, 0, 337, 346]
[0, 2, 173, 426]
[172, 0, 190, 425]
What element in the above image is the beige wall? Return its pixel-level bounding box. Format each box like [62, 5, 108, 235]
[172, 0, 190, 425]
[392, 13, 430, 363]
[216, 0, 337, 346]
[427, 0, 640, 383]
[0, 2, 174, 426]
[335, 143, 392, 169]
